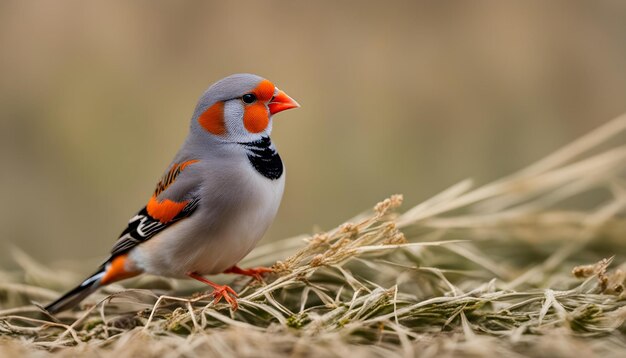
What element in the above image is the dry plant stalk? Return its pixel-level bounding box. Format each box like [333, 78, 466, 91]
[1, 114, 626, 357]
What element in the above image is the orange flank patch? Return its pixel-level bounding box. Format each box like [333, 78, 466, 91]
[100, 254, 139, 285]
[198, 101, 225, 135]
[149, 159, 198, 223]
[243, 80, 275, 133]
[147, 196, 189, 223]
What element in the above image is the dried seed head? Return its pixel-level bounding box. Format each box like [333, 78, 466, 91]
[390, 194, 403, 207]
[374, 194, 404, 216]
[339, 223, 358, 234]
[310, 254, 325, 267]
[383, 232, 408, 245]
[338, 223, 359, 240]
[307, 233, 330, 247]
[330, 238, 352, 251]
[382, 222, 398, 235]
[572, 257, 611, 278]
[572, 264, 596, 278]
[272, 261, 289, 273]
[605, 269, 626, 295]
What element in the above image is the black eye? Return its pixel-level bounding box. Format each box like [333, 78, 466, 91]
[242, 93, 256, 104]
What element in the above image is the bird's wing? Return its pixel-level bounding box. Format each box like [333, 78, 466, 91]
[110, 159, 202, 257]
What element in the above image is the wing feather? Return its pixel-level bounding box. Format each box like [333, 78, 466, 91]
[110, 160, 201, 257]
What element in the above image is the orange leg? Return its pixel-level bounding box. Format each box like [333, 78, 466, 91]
[186, 272, 238, 310]
[223, 265, 274, 281]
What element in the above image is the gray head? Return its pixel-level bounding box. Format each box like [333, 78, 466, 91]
[189, 73, 299, 144]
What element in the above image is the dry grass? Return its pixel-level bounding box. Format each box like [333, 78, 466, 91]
[2, 115, 626, 357]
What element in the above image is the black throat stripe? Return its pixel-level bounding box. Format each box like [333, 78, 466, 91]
[239, 137, 283, 180]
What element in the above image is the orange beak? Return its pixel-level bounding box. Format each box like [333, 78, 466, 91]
[268, 88, 300, 115]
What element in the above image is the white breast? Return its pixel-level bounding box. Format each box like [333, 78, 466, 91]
[129, 155, 285, 277]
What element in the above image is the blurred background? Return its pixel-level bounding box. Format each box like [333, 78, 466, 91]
[1, 1, 626, 267]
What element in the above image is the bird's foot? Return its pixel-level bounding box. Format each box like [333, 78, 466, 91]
[223, 265, 274, 281]
[210, 285, 238, 310]
[186, 272, 239, 310]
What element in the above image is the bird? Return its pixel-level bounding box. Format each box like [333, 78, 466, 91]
[44, 73, 299, 313]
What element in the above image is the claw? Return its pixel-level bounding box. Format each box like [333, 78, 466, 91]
[186, 272, 239, 310]
[211, 285, 239, 310]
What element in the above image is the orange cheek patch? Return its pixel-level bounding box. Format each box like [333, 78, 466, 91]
[244, 104, 269, 133]
[242, 79, 274, 133]
[198, 102, 225, 135]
